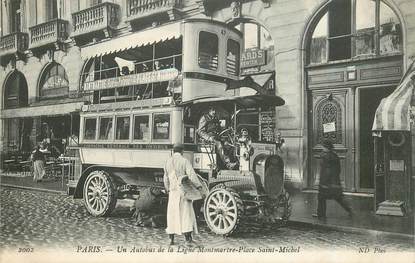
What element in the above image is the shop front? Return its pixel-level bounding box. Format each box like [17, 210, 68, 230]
[372, 65, 414, 216]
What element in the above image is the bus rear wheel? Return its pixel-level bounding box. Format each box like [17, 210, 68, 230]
[83, 170, 117, 217]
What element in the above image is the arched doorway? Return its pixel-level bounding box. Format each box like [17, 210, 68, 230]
[3, 70, 31, 153]
[304, 0, 404, 192]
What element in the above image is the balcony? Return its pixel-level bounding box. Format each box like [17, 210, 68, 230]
[29, 19, 69, 50]
[0, 32, 29, 58]
[72, 2, 120, 42]
[126, 0, 182, 25]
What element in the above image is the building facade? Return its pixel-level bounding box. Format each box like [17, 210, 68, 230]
[1, 0, 413, 198]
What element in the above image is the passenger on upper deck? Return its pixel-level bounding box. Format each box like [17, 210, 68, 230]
[197, 107, 237, 170]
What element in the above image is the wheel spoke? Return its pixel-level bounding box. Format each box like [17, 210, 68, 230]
[226, 211, 236, 218]
[207, 204, 217, 210]
[223, 216, 230, 228]
[87, 192, 95, 196]
[91, 198, 98, 209]
[91, 178, 98, 188]
[208, 211, 217, 217]
[212, 216, 220, 226]
[211, 196, 219, 205]
[225, 215, 235, 224]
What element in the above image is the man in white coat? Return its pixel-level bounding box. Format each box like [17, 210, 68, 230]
[163, 143, 204, 246]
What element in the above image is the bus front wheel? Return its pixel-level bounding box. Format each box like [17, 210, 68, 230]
[83, 170, 117, 217]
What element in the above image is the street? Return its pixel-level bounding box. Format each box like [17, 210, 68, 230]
[0, 187, 412, 253]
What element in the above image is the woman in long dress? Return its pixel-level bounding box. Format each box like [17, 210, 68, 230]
[32, 145, 46, 182]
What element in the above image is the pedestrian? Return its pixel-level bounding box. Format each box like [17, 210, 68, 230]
[31, 144, 46, 182]
[163, 143, 205, 246]
[313, 139, 353, 219]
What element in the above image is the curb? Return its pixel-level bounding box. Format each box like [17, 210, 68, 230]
[288, 218, 414, 240]
[0, 183, 65, 195]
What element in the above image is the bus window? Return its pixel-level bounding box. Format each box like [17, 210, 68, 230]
[99, 117, 113, 140]
[184, 125, 195, 144]
[134, 115, 150, 141]
[227, 39, 240, 76]
[84, 118, 97, 140]
[153, 114, 170, 140]
[236, 110, 259, 142]
[116, 116, 130, 140]
[198, 31, 218, 71]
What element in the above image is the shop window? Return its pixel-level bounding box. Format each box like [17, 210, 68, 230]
[153, 114, 170, 140]
[99, 117, 113, 140]
[198, 31, 219, 71]
[39, 63, 69, 99]
[309, 0, 402, 64]
[116, 116, 130, 140]
[84, 118, 97, 140]
[4, 71, 28, 109]
[227, 39, 240, 76]
[134, 115, 150, 141]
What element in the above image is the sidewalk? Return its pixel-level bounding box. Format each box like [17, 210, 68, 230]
[0, 173, 67, 193]
[289, 189, 414, 236]
[1, 173, 413, 237]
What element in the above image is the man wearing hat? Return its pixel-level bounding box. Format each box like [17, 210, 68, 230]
[197, 107, 237, 169]
[163, 143, 205, 246]
[313, 139, 353, 218]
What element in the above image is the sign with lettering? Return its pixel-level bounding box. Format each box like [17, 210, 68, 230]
[241, 48, 266, 69]
[259, 111, 275, 142]
[85, 97, 172, 112]
[390, 160, 405, 172]
[83, 68, 179, 91]
[323, 122, 336, 133]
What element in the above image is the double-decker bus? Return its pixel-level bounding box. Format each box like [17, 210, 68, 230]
[67, 18, 290, 236]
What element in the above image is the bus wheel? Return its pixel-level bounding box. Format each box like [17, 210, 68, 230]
[204, 188, 244, 236]
[83, 170, 117, 217]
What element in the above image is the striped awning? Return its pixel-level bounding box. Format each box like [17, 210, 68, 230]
[80, 22, 182, 60]
[372, 70, 415, 131]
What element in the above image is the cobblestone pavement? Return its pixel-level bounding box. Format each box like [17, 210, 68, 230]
[0, 187, 413, 253]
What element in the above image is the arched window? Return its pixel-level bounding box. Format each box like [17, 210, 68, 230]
[309, 0, 402, 64]
[39, 62, 69, 99]
[316, 98, 343, 145]
[4, 70, 28, 109]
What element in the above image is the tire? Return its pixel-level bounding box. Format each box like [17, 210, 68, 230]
[204, 188, 244, 236]
[83, 170, 117, 217]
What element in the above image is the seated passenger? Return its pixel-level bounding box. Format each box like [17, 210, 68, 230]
[197, 107, 237, 169]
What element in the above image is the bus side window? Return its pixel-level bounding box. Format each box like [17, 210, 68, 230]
[134, 115, 150, 141]
[153, 114, 170, 140]
[116, 116, 130, 140]
[99, 117, 113, 140]
[84, 118, 97, 140]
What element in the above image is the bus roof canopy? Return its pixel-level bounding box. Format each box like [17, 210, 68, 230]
[181, 94, 285, 109]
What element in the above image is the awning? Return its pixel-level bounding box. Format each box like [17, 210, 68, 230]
[80, 22, 183, 60]
[372, 70, 415, 131]
[0, 102, 85, 118]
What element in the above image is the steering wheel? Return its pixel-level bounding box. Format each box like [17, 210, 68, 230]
[218, 128, 232, 137]
[218, 128, 235, 146]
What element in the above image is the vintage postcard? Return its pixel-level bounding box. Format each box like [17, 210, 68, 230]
[0, 0, 413, 262]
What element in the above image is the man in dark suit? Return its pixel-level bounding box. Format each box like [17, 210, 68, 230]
[313, 139, 353, 218]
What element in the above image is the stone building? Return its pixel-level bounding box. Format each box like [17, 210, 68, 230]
[1, 0, 413, 203]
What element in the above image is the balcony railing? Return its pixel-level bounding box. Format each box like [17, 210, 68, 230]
[29, 19, 69, 49]
[0, 32, 29, 58]
[126, 0, 181, 22]
[72, 2, 119, 38]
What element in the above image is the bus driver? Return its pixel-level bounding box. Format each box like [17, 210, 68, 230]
[197, 107, 237, 169]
